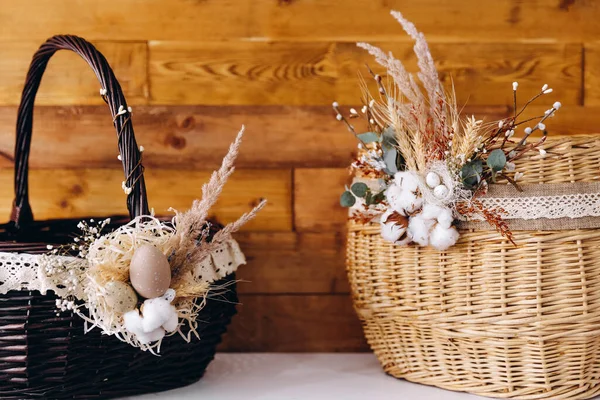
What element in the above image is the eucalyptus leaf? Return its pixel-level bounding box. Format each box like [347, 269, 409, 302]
[373, 191, 386, 204]
[461, 160, 483, 189]
[340, 191, 356, 207]
[381, 126, 397, 149]
[357, 132, 381, 144]
[383, 147, 399, 174]
[487, 149, 507, 172]
[351, 182, 369, 198]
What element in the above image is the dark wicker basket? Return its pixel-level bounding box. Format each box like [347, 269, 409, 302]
[0, 35, 238, 400]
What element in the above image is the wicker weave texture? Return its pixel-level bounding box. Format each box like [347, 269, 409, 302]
[347, 136, 600, 399]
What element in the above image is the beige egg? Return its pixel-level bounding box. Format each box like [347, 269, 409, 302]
[129, 244, 172, 299]
[104, 281, 138, 313]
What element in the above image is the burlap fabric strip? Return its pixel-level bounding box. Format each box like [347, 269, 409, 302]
[458, 181, 600, 230]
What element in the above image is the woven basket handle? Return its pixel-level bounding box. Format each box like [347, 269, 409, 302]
[10, 35, 149, 230]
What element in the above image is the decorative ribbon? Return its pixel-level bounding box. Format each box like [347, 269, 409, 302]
[458, 181, 600, 231]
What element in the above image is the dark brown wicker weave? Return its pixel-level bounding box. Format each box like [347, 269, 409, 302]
[0, 35, 237, 400]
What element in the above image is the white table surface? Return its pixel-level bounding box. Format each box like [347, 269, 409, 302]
[124, 353, 492, 400]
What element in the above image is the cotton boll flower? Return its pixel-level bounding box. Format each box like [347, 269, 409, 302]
[162, 312, 179, 333]
[394, 171, 419, 192]
[421, 204, 453, 229]
[429, 225, 460, 251]
[380, 209, 410, 245]
[124, 309, 166, 344]
[137, 327, 166, 345]
[141, 297, 177, 333]
[124, 310, 144, 335]
[437, 208, 454, 229]
[421, 204, 443, 220]
[124, 289, 179, 344]
[385, 184, 422, 214]
[384, 184, 405, 214]
[407, 214, 435, 246]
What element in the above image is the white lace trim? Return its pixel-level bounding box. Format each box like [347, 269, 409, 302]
[469, 193, 600, 221]
[0, 239, 245, 296]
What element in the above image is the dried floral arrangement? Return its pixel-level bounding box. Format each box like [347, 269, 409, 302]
[337, 11, 561, 250]
[2, 127, 265, 353]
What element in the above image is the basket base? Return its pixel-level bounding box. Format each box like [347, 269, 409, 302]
[0, 275, 238, 400]
[363, 319, 600, 400]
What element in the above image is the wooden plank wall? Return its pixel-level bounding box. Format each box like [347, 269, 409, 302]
[0, 0, 597, 352]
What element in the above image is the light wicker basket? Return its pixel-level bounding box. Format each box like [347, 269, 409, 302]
[346, 135, 600, 399]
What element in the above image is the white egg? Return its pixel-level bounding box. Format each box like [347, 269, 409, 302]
[433, 184, 449, 199]
[129, 244, 172, 299]
[104, 281, 138, 313]
[425, 172, 441, 188]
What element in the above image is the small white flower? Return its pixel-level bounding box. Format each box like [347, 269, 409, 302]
[349, 108, 358, 115]
[514, 171, 524, 181]
[332, 101, 339, 108]
[541, 84, 548, 91]
[553, 101, 562, 110]
[361, 105, 367, 113]
[537, 122, 546, 131]
[117, 154, 122, 161]
[505, 162, 516, 171]
[543, 88, 553, 94]
[369, 118, 375, 124]
[46, 245, 53, 250]
[336, 114, 342, 121]
[99, 88, 107, 96]
[524, 127, 532, 135]
[139, 145, 145, 152]
[508, 151, 516, 158]
[127, 106, 133, 113]
[498, 120, 504, 128]
[115, 105, 127, 117]
[369, 99, 375, 108]
[544, 109, 552, 116]
[505, 129, 515, 138]
[512, 82, 519, 91]
[539, 148, 547, 156]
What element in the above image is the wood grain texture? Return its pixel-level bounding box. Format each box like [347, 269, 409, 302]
[236, 232, 348, 294]
[0, 169, 291, 231]
[585, 42, 600, 106]
[0, 1, 598, 42]
[0, 105, 512, 170]
[0, 41, 148, 106]
[0, 0, 253, 41]
[294, 168, 350, 233]
[149, 41, 337, 106]
[253, 0, 600, 42]
[220, 294, 368, 352]
[149, 41, 580, 106]
[336, 42, 582, 106]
